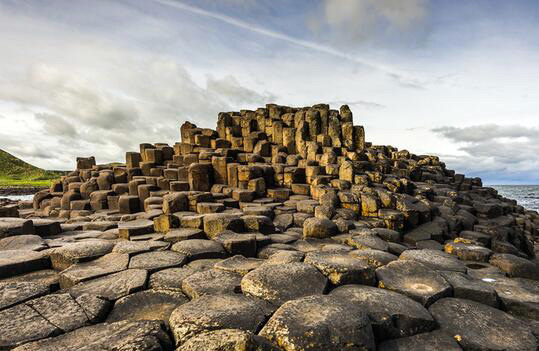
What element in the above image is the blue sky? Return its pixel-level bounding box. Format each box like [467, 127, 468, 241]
[0, 0, 538, 184]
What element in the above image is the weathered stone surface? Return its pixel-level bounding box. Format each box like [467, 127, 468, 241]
[164, 228, 205, 243]
[148, 266, 198, 291]
[0, 250, 49, 278]
[241, 262, 327, 306]
[50, 240, 114, 271]
[0, 281, 49, 310]
[128, 251, 187, 272]
[400, 249, 466, 273]
[304, 251, 376, 286]
[377, 330, 462, 351]
[58, 252, 129, 289]
[303, 217, 337, 238]
[1, 269, 59, 291]
[169, 294, 269, 346]
[349, 249, 398, 268]
[118, 219, 155, 239]
[429, 297, 537, 351]
[440, 270, 499, 307]
[69, 269, 147, 300]
[214, 255, 264, 275]
[0, 234, 47, 251]
[260, 294, 375, 351]
[0, 303, 60, 349]
[11, 320, 173, 351]
[182, 268, 242, 298]
[107, 289, 188, 324]
[331, 285, 437, 340]
[172, 239, 227, 260]
[489, 253, 539, 280]
[178, 329, 279, 351]
[376, 260, 452, 307]
[0, 218, 34, 238]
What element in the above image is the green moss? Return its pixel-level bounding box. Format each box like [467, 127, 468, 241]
[0, 149, 65, 187]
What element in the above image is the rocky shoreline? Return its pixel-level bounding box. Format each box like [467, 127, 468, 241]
[0, 186, 47, 196]
[0, 103, 538, 350]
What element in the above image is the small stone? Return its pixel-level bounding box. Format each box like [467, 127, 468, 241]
[303, 217, 337, 239]
[172, 239, 227, 261]
[69, 269, 147, 301]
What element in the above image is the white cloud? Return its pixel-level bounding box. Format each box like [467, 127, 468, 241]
[433, 124, 539, 183]
[310, 0, 428, 43]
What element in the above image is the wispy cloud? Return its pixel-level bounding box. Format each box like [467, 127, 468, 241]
[151, 0, 423, 88]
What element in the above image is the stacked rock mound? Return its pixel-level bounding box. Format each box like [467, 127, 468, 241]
[1, 104, 539, 350]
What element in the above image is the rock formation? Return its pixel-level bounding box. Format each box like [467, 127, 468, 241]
[0, 103, 538, 350]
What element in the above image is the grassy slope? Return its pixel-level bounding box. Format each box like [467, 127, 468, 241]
[0, 149, 64, 187]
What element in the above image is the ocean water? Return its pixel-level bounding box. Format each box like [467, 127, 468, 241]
[2, 186, 539, 212]
[490, 185, 539, 212]
[2, 195, 34, 201]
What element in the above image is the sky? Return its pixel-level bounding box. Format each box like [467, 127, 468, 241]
[0, 0, 538, 184]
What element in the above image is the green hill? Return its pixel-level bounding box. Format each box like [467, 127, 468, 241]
[0, 149, 65, 187]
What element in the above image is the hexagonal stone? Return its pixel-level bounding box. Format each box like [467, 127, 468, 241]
[181, 268, 242, 299]
[164, 228, 205, 243]
[241, 262, 328, 306]
[169, 294, 269, 346]
[178, 329, 279, 351]
[149, 266, 199, 291]
[440, 271, 498, 307]
[0, 235, 47, 251]
[11, 320, 173, 351]
[347, 232, 389, 251]
[50, 240, 115, 271]
[260, 295, 375, 351]
[214, 255, 264, 276]
[399, 249, 466, 273]
[330, 285, 437, 340]
[118, 219, 155, 239]
[489, 253, 539, 280]
[0, 303, 60, 349]
[112, 240, 169, 255]
[0, 250, 49, 278]
[488, 277, 539, 320]
[304, 251, 376, 286]
[0, 281, 49, 310]
[1, 269, 59, 291]
[429, 298, 537, 351]
[0, 218, 34, 238]
[349, 249, 398, 268]
[59, 252, 129, 289]
[376, 260, 452, 307]
[128, 251, 187, 273]
[107, 289, 188, 324]
[69, 269, 147, 301]
[303, 217, 337, 238]
[203, 213, 244, 239]
[214, 231, 257, 257]
[378, 330, 462, 351]
[172, 239, 226, 261]
[25, 293, 106, 333]
[241, 215, 275, 234]
[444, 240, 492, 262]
[32, 219, 62, 237]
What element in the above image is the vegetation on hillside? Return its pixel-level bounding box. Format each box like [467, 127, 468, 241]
[0, 149, 65, 187]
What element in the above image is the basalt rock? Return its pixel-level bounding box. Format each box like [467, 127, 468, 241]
[0, 102, 534, 350]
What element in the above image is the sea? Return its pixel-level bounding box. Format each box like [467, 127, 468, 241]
[2, 185, 539, 212]
[490, 185, 539, 212]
